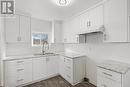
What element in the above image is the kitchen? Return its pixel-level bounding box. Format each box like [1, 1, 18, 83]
[0, 0, 130, 87]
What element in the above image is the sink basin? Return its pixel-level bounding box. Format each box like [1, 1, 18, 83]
[33, 53, 56, 56]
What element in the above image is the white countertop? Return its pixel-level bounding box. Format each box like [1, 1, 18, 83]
[3, 52, 86, 61]
[97, 60, 130, 74]
[59, 52, 86, 59]
[3, 53, 59, 61]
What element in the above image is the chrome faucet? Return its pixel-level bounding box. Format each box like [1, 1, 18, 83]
[42, 41, 49, 55]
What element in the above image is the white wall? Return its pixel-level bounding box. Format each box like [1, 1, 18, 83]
[0, 16, 6, 86]
[64, 43, 130, 85]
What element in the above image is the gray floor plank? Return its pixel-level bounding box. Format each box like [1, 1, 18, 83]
[24, 76, 96, 87]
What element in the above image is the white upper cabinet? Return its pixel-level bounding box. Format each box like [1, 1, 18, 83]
[5, 14, 31, 43]
[52, 21, 62, 43]
[89, 5, 103, 30]
[63, 17, 80, 43]
[20, 16, 31, 43]
[80, 11, 90, 32]
[5, 15, 19, 43]
[80, 5, 103, 31]
[62, 4, 103, 43]
[103, 0, 128, 42]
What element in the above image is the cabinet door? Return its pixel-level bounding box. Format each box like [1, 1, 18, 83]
[4, 60, 17, 87]
[23, 59, 33, 84]
[46, 56, 59, 77]
[97, 76, 121, 87]
[59, 56, 65, 78]
[104, 0, 128, 42]
[33, 57, 47, 81]
[54, 21, 62, 43]
[5, 15, 19, 43]
[89, 5, 103, 30]
[80, 11, 90, 31]
[20, 16, 31, 43]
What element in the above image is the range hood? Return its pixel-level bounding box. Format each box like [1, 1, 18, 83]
[78, 25, 105, 35]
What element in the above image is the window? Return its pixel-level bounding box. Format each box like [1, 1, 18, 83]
[32, 32, 49, 46]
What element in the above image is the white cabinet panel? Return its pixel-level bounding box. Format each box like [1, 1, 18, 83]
[63, 17, 80, 43]
[59, 56, 66, 78]
[20, 16, 31, 43]
[5, 15, 19, 43]
[4, 60, 17, 87]
[5, 14, 31, 43]
[46, 56, 59, 77]
[80, 11, 90, 31]
[89, 5, 103, 30]
[104, 0, 128, 42]
[59, 56, 86, 85]
[33, 57, 47, 81]
[80, 5, 103, 31]
[53, 21, 62, 43]
[97, 75, 121, 87]
[4, 59, 33, 87]
[97, 67, 130, 87]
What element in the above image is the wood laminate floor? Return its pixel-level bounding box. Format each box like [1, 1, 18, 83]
[24, 76, 96, 87]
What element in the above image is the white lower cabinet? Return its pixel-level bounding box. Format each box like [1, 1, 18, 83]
[4, 55, 59, 87]
[97, 67, 130, 87]
[46, 56, 59, 77]
[33, 57, 47, 81]
[59, 56, 86, 85]
[4, 59, 33, 87]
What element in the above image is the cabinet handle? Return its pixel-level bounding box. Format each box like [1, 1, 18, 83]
[89, 21, 91, 27]
[67, 66, 71, 69]
[17, 79, 24, 82]
[87, 21, 89, 27]
[66, 75, 71, 78]
[103, 72, 112, 77]
[103, 34, 107, 41]
[17, 61, 24, 63]
[17, 36, 21, 41]
[17, 69, 24, 72]
[64, 58, 66, 62]
[77, 36, 79, 43]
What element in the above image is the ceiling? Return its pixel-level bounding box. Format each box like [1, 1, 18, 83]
[16, 0, 102, 20]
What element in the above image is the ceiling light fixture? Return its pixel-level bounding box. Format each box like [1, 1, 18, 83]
[59, 0, 67, 5]
[56, 0, 71, 6]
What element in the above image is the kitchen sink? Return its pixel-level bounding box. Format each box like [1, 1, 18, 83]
[33, 53, 57, 56]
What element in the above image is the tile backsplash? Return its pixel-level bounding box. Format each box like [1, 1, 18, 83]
[6, 43, 64, 56]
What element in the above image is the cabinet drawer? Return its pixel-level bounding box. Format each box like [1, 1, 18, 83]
[97, 68, 121, 82]
[17, 78, 25, 86]
[97, 75, 121, 87]
[65, 74, 72, 83]
[65, 57, 73, 66]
